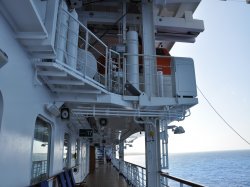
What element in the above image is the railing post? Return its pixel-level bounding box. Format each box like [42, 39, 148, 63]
[84, 31, 89, 78]
[105, 48, 109, 89]
[108, 49, 111, 91]
[123, 57, 127, 95]
[141, 1, 157, 96]
[118, 53, 121, 93]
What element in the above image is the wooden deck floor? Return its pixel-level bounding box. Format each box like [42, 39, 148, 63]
[82, 163, 129, 187]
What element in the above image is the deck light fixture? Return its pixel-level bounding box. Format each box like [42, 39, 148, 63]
[168, 125, 185, 134]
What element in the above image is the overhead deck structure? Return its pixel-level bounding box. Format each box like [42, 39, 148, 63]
[0, 0, 204, 186]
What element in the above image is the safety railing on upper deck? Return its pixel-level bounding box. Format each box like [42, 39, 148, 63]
[47, 2, 196, 98]
[54, 5, 125, 93]
[53, 4, 112, 89]
[111, 158, 205, 187]
[123, 53, 174, 97]
[108, 49, 122, 94]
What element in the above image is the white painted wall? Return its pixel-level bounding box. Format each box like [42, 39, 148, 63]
[0, 14, 88, 187]
[0, 91, 3, 129]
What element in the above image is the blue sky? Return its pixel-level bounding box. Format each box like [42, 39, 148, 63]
[126, 0, 250, 154]
[169, 0, 250, 153]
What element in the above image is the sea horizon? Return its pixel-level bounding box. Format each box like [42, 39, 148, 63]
[125, 148, 250, 156]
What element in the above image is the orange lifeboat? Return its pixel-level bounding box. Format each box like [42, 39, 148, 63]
[156, 48, 171, 75]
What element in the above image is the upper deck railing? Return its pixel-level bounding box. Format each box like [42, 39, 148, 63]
[112, 157, 205, 187]
[56, 6, 176, 96]
[55, 7, 110, 89]
[44, 4, 197, 99]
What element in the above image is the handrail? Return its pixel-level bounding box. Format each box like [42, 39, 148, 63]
[112, 158, 205, 187]
[54, 7, 109, 90]
[160, 171, 206, 187]
[123, 160, 145, 170]
[62, 9, 107, 48]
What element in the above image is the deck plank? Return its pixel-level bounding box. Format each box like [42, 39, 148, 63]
[82, 163, 129, 187]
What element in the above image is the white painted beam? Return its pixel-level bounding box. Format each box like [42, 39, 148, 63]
[16, 32, 48, 39]
[37, 71, 67, 77]
[47, 79, 85, 86]
[52, 88, 102, 94]
[155, 16, 204, 33]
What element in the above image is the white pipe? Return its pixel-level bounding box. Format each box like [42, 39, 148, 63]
[55, 1, 69, 63]
[67, 9, 79, 69]
[126, 31, 139, 90]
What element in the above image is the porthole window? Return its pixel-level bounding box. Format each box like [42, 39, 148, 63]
[31, 117, 51, 185]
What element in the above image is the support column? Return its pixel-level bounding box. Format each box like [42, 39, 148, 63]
[119, 141, 124, 174]
[145, 119, 161, 187]
[142, 1, 157, 96]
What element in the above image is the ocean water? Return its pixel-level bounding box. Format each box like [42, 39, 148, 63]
[124, 150, 250, 187]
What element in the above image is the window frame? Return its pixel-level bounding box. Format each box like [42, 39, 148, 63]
[63, 133, 71, 168]
[31, 116, 52, 185]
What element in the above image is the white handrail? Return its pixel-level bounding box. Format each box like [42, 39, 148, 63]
[111, 158, 205, 187]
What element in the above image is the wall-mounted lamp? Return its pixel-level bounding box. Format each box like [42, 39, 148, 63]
[125, 143, 133, 147]
[168, 125, 185, 134]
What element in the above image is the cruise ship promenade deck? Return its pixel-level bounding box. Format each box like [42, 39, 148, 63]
[81, 163, 129, 187]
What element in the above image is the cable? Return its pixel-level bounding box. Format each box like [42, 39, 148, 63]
[197, 87, 250, 146]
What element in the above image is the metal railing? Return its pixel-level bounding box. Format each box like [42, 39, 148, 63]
[52, 6, 126, 93]
[112, 158, 205, 187]
[54, 5, 110, 89]
[112, 158, 146, 187]
[123, 53, 174, 97]
[108, 49, 122, 93]
[160, 172, 206, 187]
[50, 3, 195, 98]
[31, 160, 48, 184]
[123, 161, 146, 187]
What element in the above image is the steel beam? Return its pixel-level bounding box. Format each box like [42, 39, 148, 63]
[145, 119, 161, 187]
[37, 71, 67, 77]
[142, 2, 157, 96]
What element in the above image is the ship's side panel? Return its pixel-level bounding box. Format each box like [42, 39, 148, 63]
[0, 13, 87, 186]
[0, 13, 51, 186]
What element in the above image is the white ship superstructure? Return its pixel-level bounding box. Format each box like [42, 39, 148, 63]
[0, 0, 204, 186]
